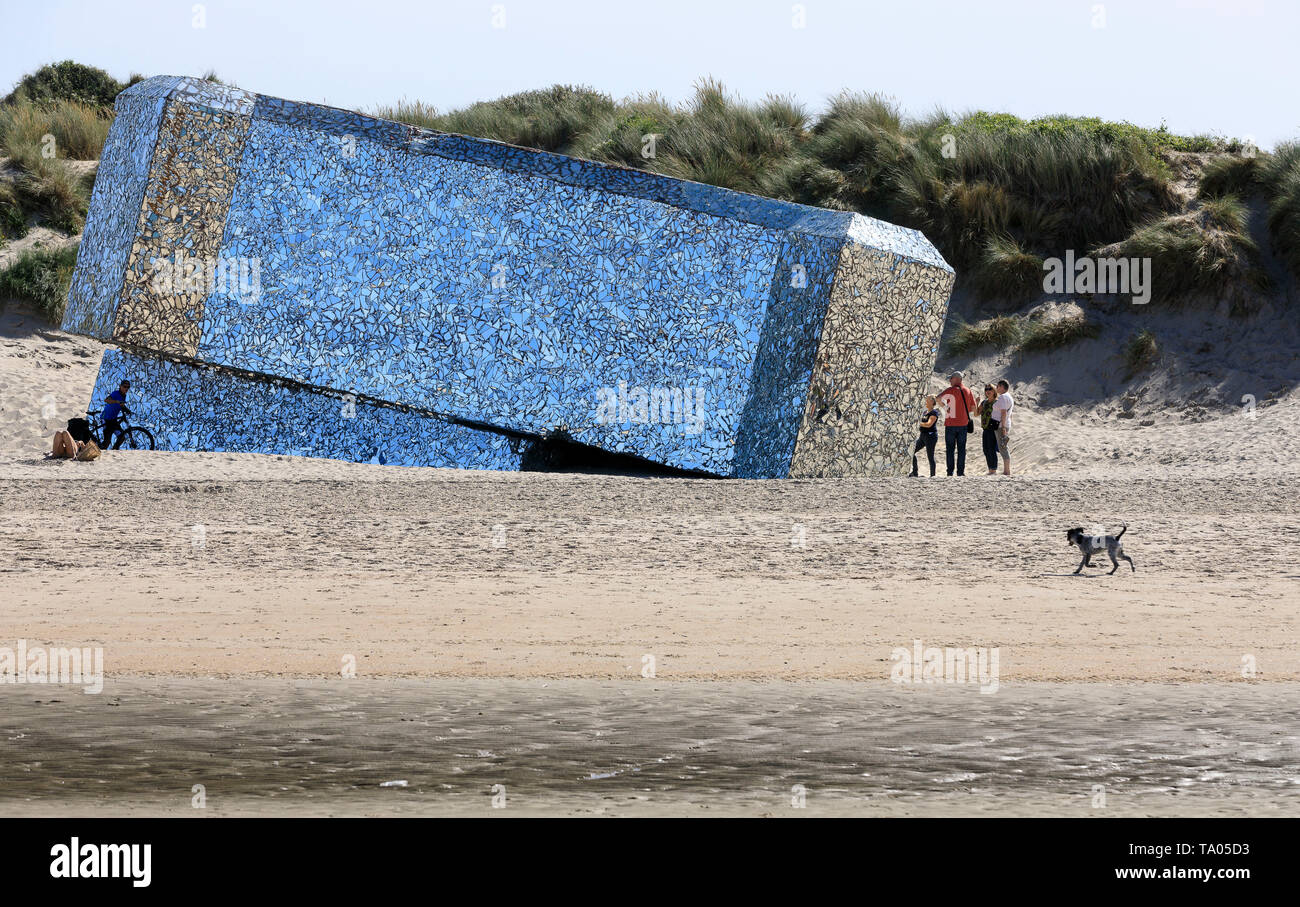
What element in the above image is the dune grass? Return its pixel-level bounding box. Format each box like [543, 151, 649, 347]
[947, 310, 1100, 357]
[626, 83, 809, 195]
[1258, 143, 1300, 278]
[0, 99, 108, 234]
[0, 244, 79, 321]
[374, 99, 440, 132]
[945, 315, 1024, 354]
[1179, 144, 1300, 287]
[574, 94, 683, 169]
[1018, 313, 1100, 353]
[1198, 154, 1261, 200]
[1194, 145, 1300, 286]
[1094, 195, 1265, 305]
[8, 159, 94, 234]
[1122, 330, 1160, 378]
[788, 91, 910, 213]
[0, 64, 116, 238]
[921, 125, 1175, 269]
[973, 235, 1044, 303]
[0, 181, 26, 241]
[0, 98, 113, 160]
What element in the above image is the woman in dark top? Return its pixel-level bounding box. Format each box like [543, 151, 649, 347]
[910, 395, 940, 477]
[979, 384, 999, 474]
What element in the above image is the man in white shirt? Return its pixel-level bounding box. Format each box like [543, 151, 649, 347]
[992, 380, 1014, 476]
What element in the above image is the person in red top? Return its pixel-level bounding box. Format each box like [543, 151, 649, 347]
[938, 370, 978, 476]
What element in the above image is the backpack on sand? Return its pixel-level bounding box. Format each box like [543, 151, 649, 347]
[67, 417, 92, 443]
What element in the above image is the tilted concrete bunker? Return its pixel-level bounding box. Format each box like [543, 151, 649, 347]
[67, 77, 955, 476]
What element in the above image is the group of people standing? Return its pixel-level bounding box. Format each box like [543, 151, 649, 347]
[911, 371, 1014, 477]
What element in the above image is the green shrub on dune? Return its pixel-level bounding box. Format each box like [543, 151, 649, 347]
[3, 61, 124, 107]
[573, 95, 681, 168]
[0, 244, 80, 321]
[376, 85, 617, 154]
[958, 111, 1224, 155]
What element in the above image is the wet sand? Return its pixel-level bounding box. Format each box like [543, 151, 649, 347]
[2, 679, 1297, 817]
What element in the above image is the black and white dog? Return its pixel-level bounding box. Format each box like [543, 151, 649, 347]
[1066, 525, 1135, 575]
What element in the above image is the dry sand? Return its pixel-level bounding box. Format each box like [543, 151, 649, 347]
[1, 302, 1297, 816]
[3, 473, 1298, 682]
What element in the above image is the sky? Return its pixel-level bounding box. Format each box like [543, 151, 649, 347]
[2, 0, 1295, 149]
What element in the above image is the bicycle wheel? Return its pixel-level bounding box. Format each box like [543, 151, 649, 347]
[117, 427, 157, 450]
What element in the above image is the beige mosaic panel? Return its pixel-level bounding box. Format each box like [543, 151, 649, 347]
[789, 245, 954, 478]
[112, 99, 251, 357]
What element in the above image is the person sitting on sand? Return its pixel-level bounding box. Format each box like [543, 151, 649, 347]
[910, 395, 941, 477]
[49, 431, 99, 460]
[100, 380, 130, 450]
[50, 429, 85, 459]
[979, 384, 999, 475]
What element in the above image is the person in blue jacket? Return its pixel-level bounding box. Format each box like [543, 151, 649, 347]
[100, 380, 131, 449]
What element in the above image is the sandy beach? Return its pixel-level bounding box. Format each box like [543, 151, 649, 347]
[3, 472, 1298, 683]
[1, 303, 1297, 816]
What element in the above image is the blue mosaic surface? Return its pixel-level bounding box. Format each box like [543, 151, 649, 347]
[732, 232, 844, 478]
[204, 115, 793, 474]
[66, 77, 956, 477]
[91, 349, 525, 469]
[63, 76, 180, 337]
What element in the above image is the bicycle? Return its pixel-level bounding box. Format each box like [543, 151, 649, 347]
[87, 406, 157, 451]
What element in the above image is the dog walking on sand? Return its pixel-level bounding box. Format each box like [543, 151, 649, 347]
[1066, 524, 1136, 575]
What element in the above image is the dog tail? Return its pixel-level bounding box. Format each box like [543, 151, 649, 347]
[1115, 523, 1127, 540]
